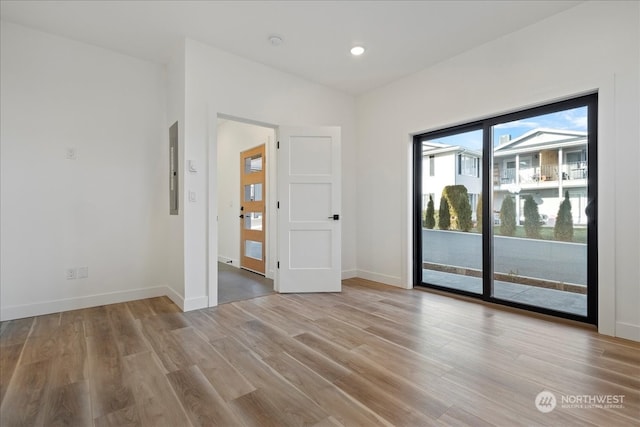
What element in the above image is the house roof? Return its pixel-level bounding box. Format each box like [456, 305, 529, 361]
[494, 128, 587, 157]
[422, 142, 481, 157]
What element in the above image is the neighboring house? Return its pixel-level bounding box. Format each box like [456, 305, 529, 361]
[422, 142, 482, 220]
[493, 128, 588, 226]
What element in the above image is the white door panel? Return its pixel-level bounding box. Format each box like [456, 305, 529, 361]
[277, 126, 341, 293]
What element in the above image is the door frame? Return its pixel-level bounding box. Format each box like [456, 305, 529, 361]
[209, 113, 278, 306]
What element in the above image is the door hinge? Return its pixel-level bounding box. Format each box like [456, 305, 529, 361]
[277, 261, 280, 269]
[277, 141, 280, 149]
[277, 201, 280, 209]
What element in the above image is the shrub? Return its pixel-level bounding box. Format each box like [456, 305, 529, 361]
[500, 195, 516, 236]
[442, 185, 473, 232]
[523, 195, 541, 238]
[554, 190, 574, 241]
[424, 195, 436, 229]
[438, 196, 451, 230]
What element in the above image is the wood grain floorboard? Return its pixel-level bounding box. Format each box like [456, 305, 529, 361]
[171, 327, 255, 401]
[121, 351, 189, 426]
[167, 365, 244, 426]
[42, 380, 92, 427]
[0, 342, 26, 405]
[86, 324, 135, 419]
[0, 359, 52, 426]
[1, 278, 639, 426]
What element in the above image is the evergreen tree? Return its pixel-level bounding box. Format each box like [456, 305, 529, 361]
[424, 195, 436, 229]
[500, 195, 516, 236]
[523, 195, 541, 238]
[438, 196, 451, 230]
[476, 194, 483, 232]
[554, 190, 574, 241]
[442, 185, 473, 232]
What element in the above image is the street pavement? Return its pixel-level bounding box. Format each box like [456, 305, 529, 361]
[422, 229, 587, 285]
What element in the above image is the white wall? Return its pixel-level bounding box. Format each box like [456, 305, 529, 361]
[0, 22, 169, 320]
[165, 41, 186, 307]
[356, 1, 640, 340]
[217, 119, 273, 268]
[176, 39, 357, 308]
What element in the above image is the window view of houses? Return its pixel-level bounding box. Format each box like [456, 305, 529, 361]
[493, 128, 588, 229]
[420, 105, 590, 317]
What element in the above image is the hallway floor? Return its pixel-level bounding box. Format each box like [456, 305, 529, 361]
[218, 262, 274, 304]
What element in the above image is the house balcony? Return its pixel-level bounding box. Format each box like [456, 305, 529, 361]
[493, 162, 587, 191]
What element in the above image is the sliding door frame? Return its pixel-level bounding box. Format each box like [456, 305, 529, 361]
[413, 93, 598, 325]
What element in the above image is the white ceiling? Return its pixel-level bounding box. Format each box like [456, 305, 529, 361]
[0, 1, 583, 95]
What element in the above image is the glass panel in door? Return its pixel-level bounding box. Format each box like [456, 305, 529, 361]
[491, 106, 589, 316]
[421, 128, 483, 294]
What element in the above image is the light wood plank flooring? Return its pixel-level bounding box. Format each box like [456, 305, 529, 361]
[1, 278, 638, 426]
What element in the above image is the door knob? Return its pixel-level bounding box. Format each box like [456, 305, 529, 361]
[328, 214, 340, 220]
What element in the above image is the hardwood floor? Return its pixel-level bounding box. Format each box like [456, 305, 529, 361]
[1, 278, 638, 426]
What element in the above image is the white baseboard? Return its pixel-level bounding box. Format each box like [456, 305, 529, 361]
[356, 269, 404, 288]
[0, 286, 169, 321]
[616, 322, 640, 342]
[184, 296, 208, 312]
[165, 286, 185, 311]
[218, 256, 240, 267]
[341, 269, 357, 280]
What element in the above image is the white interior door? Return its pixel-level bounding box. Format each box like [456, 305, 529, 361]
[277, 126, 341, 293]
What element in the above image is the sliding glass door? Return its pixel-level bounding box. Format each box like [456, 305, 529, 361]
[419, 126, 483, 295]
[414, 94, 597, 323]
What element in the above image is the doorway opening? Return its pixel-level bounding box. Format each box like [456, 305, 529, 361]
[216, 118, 276, 304]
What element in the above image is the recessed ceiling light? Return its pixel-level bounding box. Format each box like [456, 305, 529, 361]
[350, 46, 365, 56]
[269, 35, 283, 46]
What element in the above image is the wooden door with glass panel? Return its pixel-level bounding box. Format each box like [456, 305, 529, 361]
[240, 144, 266, 274]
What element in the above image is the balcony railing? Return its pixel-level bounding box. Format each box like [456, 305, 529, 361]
[495, 162, 586, 186]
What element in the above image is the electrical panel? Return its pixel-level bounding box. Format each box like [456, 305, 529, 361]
[169, 121, 179, 215]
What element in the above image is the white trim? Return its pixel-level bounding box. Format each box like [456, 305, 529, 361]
[615, 322, 640, 342]
[183, 295, 208, 312]
[208, 107, 219, 308]
[165, 285, 186, 310]
[341, 269, 357, 280]
[357, 270, 406, 289]
[0, 286, 169, 321]
[595, 75, 616, 337]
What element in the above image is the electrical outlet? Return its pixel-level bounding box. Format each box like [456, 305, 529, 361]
[77, 267, 88, 279]
[66, 268, 77, 280]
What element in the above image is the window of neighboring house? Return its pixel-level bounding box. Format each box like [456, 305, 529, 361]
[429, 155, 435, 176]
[566, 150, 585, 164]
[458, 154, 479, 177]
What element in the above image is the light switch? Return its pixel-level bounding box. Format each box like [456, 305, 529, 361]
[188, 160, 197, 173]
[189, 191, 196, 203]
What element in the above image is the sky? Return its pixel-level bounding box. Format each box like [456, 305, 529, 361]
[424, 106, 588, 151]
